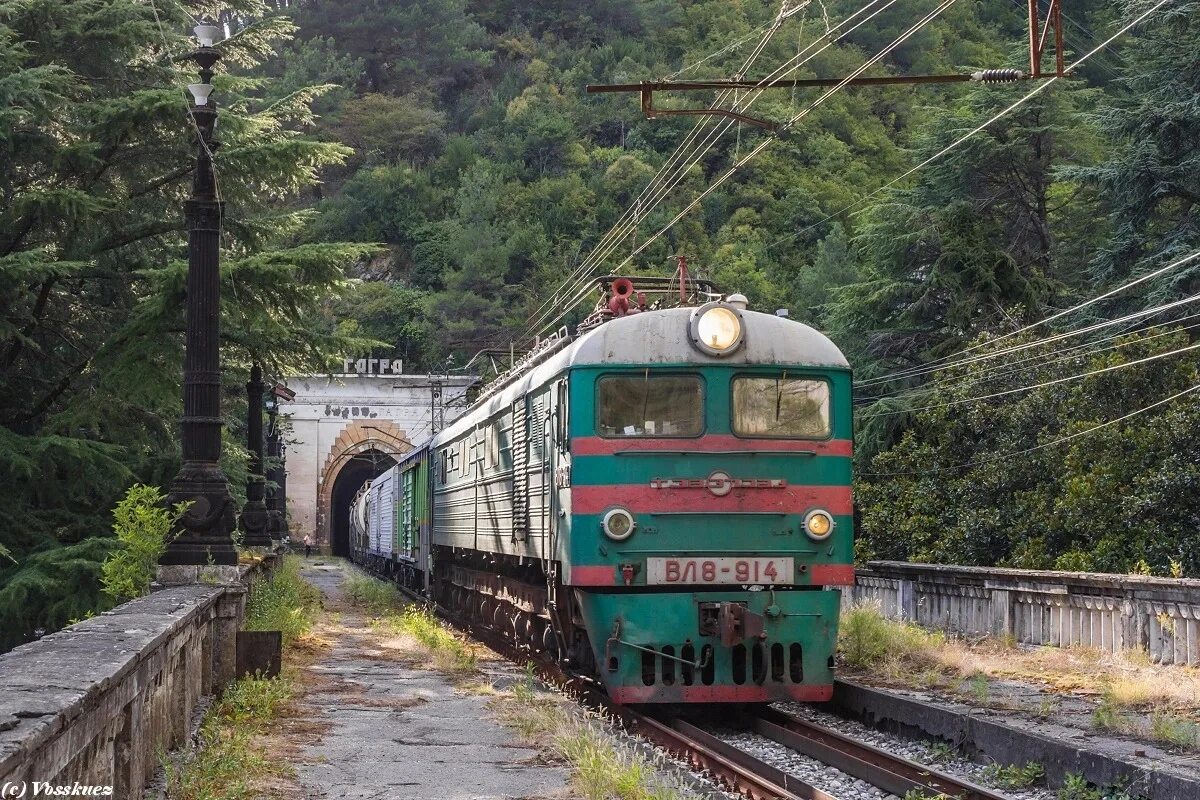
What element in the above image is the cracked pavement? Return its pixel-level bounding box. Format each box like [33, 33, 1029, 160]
[283, 561, 571, 800]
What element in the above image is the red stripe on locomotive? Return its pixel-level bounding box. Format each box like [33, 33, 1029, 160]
[571, 435, 853, 456]
[572, 483, 852, 516]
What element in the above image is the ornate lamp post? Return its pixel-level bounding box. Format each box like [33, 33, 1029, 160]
[238, 364, 271, 546]
[265, 392, 291, 546]
[160, 21, 238, 569]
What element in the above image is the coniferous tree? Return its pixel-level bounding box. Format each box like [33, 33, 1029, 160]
[1064, 0, 1200, 305]
[0, 0, 372, 649]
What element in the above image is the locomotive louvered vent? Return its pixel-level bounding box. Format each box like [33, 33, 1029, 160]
[530, 396, 547, 460]
[637, 643, 804, 687]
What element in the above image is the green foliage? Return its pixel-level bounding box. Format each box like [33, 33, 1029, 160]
[344, 572, 404, 613]
[165, 673, 294, 800]
[0, 0, 372, 649]
[982, 761, 1045, 789]
[243, 555, 323, 643]
[857, 328, 1200, 572]
[100, 485, 188, 605]
[0, 538, 115, 652]
[838, 602, 945, 669]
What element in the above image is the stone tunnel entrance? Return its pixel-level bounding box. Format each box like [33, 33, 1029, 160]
[316, 420, 414, 555]
[328, 449, 395, 557]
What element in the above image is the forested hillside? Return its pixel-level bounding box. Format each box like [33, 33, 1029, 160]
[1, 0, 1197, 647]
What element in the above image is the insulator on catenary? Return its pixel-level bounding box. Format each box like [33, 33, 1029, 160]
[971, 68, 1025, 83]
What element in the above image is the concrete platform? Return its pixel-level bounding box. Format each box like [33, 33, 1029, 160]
[832, 679, 1200, 800]
[282, 562, 570, 800]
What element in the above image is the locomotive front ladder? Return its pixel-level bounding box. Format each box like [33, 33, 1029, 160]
[511, 397, 530, 541]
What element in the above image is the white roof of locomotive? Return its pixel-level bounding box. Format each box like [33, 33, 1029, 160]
[567, 307, 849, 369]
[434, 307, 848, 444]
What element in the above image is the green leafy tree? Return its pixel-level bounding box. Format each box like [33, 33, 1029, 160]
[1064, 0, 1200, 304]
[856, 327, 1200, 574]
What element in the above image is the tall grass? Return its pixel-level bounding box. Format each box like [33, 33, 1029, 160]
[344, 573, 402, 613]
[839, 602, 946, 670]
[344, 570, 477, 675]
[243, 555, 322, 643]
[496, 667, 690, 800]
[165, 674, 295, 799]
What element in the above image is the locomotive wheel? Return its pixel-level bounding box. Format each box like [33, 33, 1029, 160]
[540, 624, 560, 659]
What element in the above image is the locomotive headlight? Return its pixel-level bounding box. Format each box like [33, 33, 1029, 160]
[689, 302, 744, 356]
[804, 509, 834, 540]
[602, 508, 636, 541]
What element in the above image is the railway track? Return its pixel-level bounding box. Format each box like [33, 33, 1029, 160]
[376, 567, 1013, 800]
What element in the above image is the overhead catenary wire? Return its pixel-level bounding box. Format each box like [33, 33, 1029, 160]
[856, 249, 1200, 388]
[519, 9, 792, 337]
[521, 0, 891, 339]
[854, 289, 1200, 399]
[520, 0, 905, 340]
[858, 382, 1200, 477]
[528, 0, 961, 340]
[859, 339, 1200, 419]
[854, 313, 1200, 405]
[765, 0, 1174, 256]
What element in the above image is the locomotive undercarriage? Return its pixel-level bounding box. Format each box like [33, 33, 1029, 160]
[431, 545, 599, 676]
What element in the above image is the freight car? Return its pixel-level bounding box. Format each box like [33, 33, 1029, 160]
[351, 278, 854, 703]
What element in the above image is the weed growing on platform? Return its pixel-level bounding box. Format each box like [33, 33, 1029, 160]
[982, 761, 1044, 789]
[345, 573, 403, 613]
[244, 555, 322, 644]
[839, 603, 945, 672]
[345, 570, 478, 675]
[1091, 687, 1200, 749]
[380, 607, 478, 674]
[494, 667, 694, 800]
[165, 674, 295, 800]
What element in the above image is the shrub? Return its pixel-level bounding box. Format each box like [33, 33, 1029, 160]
[243, 555, 322, 643]
[101, 485, 189, 604]
[839, 602, 943, 669]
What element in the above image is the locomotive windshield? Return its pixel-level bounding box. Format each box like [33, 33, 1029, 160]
[732, 376, 831, 438]
[597, 373, 703, 437]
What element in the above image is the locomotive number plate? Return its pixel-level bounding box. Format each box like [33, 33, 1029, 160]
[646, 557, 794, 585]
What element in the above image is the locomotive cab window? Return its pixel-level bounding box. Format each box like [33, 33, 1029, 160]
[732, 376, 831, 438]
[597, 373, 703, 437]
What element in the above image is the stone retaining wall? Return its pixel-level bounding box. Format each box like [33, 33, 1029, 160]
[847, 561, 1200, 665]
[0, 561, 273, 798]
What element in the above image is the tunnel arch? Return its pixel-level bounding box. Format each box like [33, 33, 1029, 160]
[316, 421, 411, 555]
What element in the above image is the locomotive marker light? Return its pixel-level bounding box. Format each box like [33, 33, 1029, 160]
[601, 507, 637, 541]
[689, 302, 744, 356]
[804, 509, 835, 541]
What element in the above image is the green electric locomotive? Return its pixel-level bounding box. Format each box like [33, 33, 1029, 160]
[353, 278, 854, 704]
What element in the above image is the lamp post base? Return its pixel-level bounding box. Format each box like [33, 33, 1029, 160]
[162, 461, 239, 566]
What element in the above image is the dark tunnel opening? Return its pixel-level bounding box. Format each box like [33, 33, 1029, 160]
[330, 449, 395, 557]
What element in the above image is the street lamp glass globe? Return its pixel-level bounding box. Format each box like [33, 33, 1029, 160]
[188, 83, 213, 106]
[194, 24, 221, 47]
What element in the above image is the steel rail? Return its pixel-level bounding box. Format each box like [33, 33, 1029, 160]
[368, 561, 1010, 800]
[755, 706, 1011, 800]
[449, 614, 821, 799]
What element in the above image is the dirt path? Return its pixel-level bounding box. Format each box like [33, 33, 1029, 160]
[269, 561, 571, 800]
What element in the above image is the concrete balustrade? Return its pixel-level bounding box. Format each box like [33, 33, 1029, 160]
[0, 562, 271, 798]
[847, 561, 1200, 666]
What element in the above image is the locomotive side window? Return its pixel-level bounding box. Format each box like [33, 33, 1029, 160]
[732, 376, 831, 438]
[597, 374, 703, 437]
